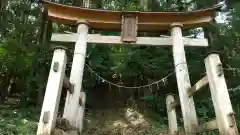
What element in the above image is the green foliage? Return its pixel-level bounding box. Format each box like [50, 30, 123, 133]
[0, 0, 240, 134]
[0, 106, 39, 135]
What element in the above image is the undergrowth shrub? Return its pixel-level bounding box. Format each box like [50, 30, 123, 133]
[0, 106, 39, 135]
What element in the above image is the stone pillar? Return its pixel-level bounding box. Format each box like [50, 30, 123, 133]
[37, 46, 67, 135]
[63, 20, 89, 131]
[166, 94, 178, 135]
[171, 23, 198, 134]
[205, 53, 239, 135]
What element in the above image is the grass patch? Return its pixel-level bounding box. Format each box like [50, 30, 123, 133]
[0, 105, 40, 135]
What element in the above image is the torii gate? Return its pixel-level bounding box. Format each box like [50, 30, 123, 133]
[36, 1, 239, 135]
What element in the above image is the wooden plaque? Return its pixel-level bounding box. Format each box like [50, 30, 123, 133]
[121, 14, 138, 42]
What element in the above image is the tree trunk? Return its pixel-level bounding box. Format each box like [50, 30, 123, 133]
[73, 0, 82, 6]
[7, 78, 14, 97]
[140, 0, 148, 11]
[83, 0, 91, 8]
[37, 80, 46, 106]
[0, 0, 6, 12]
[0, 76, 10, 104]
[34, 0, 53, 105]
[0, 0, 7, 22]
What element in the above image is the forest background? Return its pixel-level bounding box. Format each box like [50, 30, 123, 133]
[0, 0, 240, 134]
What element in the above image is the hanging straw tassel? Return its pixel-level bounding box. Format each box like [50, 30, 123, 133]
[109, 83, 112, 92]
[156, 82, 159, 90]
[118, 87, 121, 95]
[138, 88, 140, 93]
[162, 77, 167, 85]
[149, 85, 153, 93]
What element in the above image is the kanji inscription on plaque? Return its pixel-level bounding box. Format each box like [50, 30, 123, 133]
[121, 14, 138, 42]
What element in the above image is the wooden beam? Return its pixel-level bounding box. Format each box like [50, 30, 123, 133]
[55, 118, 76, 131]
[188, 76, 208, 97]
[51, 33, 208, 47]
[63, 22, 88, 131]
[171, 23, 198, 135]
[63, 75, 74, 94]
[196, 119, 218, 133]
[205, 53, 239, 135]
[169, 101, 179, 111]
[166, 94, 178, 135]
[177, 119, 217, 134]
[37, 48, 67, 135]
[41, 0, 222, 31]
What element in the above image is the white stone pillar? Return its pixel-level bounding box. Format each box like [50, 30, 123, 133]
[166, 94, 178, 135]
[37, 47, 67, 135]
[205, 53, 238, 135]
[171, 23, 198, 134]
[63, 21, 89, 130]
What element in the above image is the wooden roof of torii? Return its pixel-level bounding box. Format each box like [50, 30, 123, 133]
[40, 0, 222, 32]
